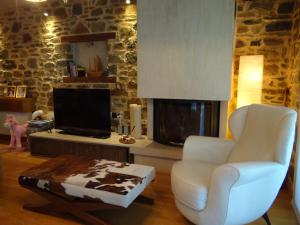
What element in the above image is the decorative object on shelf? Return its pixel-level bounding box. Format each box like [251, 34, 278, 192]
[77, 66, 86, 77]
[237, 55, 264, 108]
[119, 135, 135, 144]
[117, 111, 124, 135]
[16, 85, 27, 98]
[0, 84, 8, 97]
[87, 55, 104, 77]
[6, 86, 16, 98]
[3, 114, 28, 149]
[130, 104, 142, 139]
[31, 110, 54, 121]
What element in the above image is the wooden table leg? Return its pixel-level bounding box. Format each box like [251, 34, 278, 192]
[21, 185, 121, 225]
[135, 195, 154, 205]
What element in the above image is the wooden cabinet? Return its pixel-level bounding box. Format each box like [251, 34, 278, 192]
[0, 98, 35, 112]
[29, 136, 130, 162]
[28, 131, 152, 162]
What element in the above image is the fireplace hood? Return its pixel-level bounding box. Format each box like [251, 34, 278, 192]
[137, 0, 235, 101]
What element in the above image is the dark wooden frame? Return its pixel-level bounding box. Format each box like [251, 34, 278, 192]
[21, 184, 121, 225]
[61, 33, 116, 43]
[62, 76, 116, 83]
[21, 184, 154, 225]
[29, 136, 131, 162]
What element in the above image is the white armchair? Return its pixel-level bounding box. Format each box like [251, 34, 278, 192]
[171, 104, 297, 225]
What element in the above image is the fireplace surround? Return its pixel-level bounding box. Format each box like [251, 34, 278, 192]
[153, 99, 220, 146]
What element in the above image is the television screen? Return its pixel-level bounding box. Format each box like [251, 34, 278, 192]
[53, 88, 111, 137]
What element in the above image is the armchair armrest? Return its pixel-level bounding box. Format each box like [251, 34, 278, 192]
[183, 136, 235, 164]
[227, 161, 285, 186]
[203, 162, 285, 225]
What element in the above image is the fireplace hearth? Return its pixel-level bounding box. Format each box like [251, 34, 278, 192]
[153, 99, 220, 146]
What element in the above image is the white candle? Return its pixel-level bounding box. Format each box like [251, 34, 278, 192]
[130, 104, 137, 135]
[134, 105, 142, 139]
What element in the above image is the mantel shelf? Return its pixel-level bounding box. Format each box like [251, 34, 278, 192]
[61, 32, 116, 43]
[0, 98, 35, 112]
[63, 76, 116, 83]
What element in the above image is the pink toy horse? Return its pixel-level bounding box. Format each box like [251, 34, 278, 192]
[4, 115, 28, 149]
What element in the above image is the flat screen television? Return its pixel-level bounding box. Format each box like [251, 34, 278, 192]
[53, 88, 111, 138]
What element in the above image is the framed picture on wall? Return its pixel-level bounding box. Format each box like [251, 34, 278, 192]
[7, 86, 16, 98]
[16, 85, 27, 98]
[0, 84, 7, 97]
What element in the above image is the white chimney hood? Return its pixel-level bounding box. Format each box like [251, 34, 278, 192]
[137, 0, 235, 101]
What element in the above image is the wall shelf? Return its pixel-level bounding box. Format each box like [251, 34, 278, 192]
[61, 32, 116, 43]
[0, 98, 35, 112]
[63, 76, 116, 83]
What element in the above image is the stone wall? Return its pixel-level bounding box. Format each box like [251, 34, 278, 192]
[0, 0, 298, 133]
[286, 0, 300, 188]
[0, 0, 142, 129]
[288, 0, 300, 109]
[230, 0, 295, 113]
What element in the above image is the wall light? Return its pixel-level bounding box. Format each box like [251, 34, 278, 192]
[43, 12, 49, 17]
[237, 55, 264, 108]
[125, 0, 131, 4]
[25, 0, 47, 2]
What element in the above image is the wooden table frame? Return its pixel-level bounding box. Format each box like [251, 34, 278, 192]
[21, 184, 154, 225]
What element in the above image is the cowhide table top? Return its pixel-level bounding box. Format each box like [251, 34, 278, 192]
[19, 155, 155, 208]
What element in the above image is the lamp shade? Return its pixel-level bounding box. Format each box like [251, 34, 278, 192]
[237, 55, 264, 108]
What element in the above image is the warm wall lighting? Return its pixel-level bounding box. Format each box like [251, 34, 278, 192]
[25, 0, 47, 2]
[125, 0, 131, 4]
[43, 12, 49, 17]
[237, 55, 264, 108]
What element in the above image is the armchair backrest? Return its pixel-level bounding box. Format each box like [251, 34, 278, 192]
[228, 104, 297, 165]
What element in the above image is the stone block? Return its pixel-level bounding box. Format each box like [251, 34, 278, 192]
[235, 40, 246, 48]
[3, 60, 17, 70]
[27, 58, 38, 69]
[53, 7, 68, 19]
[266, 21, 292, 32]
[22, 33, 32, 43]
[278, 2, 295, 14]
[90, 22, 106, 32]
[72, 3, 83, 15]
[264, 38, 284, 45]
[91, 8, 103, 16]
[12, 22, 21, 33]
[71, 22, 89, 34]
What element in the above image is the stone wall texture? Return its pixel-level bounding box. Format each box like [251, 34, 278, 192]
[232, 0, 300, 188]
[0, 0, 299, 134]
[0, 0, 142, 129]
[288, 0, 300, 109]
[230, 0, 296, 114]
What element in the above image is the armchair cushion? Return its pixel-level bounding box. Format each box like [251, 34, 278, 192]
[171, 161, 218, 211]
[183, 136, 235, 164]
[228, 104, 296, 163]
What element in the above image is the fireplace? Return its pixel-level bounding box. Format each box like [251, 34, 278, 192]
[153, 99, 220, 146]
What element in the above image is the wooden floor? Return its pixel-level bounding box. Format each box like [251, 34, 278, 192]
[0, 145, 298, 225]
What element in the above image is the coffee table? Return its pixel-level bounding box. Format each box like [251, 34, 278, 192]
[19, 155, 155, 225]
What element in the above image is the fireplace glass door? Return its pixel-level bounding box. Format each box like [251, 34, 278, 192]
[153, 99, 220, 146]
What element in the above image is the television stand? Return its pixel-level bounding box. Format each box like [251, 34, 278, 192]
[28, 130, 152, 163]
[58, 130, 111, 139]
